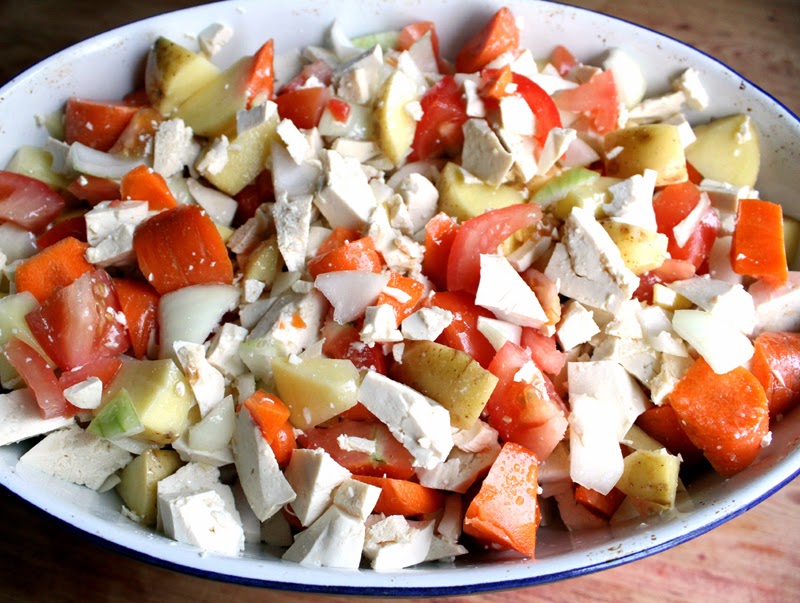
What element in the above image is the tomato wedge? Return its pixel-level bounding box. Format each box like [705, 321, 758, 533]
[429, 291, 496, 369]
[0, 170, 66, 233]
[653, 181, 719, 270]
[512, 73, 563, 147]
[446, 203, 542, 295]
[409, 76, 468, 162]
[4, 337, 72, 419]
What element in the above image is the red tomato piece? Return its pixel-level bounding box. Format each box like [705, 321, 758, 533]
[429, 291, 496, 369]
[326, 98, 351, 123]
[280, 60, 334, 93]
[298, 420, 415, 480]
[550, 45, 578, 76]
[275, 86, 329, 129]
[512, 73, 563, 147]
[653, 181, 719, 270]
[633, 258, 696, 304]
[233, 170, 273, 226]
[409, 76, 468, 162]
[520, 327, 566, 376]
[113, 278, 160, 359]
[320, 320, 387, 374]
[26, 270, 130, 371]
[554, 70, 619, 135]
[58, 356, 123, 391]
[422, 212, 459, 291]
[0, 170, 66, 233]
[446, 203, 542, 295]
[36, 216, 87, 249]
[4, 338, 72, 419]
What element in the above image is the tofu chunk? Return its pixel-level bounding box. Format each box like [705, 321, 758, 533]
[273, 192, 314, 272]
[556, 301, 600, 351]
[0, 389, 73, 446]
[363, 516, 435, 570]
[282, 505, 367, 569]
[569, 394, 625, 496]
[461, 119, 514, 186]
[476, 254, 548, 328]
[283, 448, 351, 526]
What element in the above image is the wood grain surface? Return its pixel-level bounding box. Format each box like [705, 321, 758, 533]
[1, 1, 799, 602]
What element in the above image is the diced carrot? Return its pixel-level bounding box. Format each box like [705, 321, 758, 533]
[731, 198, 788, 284]
[686, 161, 704, 185]
[574, 485, 626, 520]
[113, 278, 160, 359]
[455, 7, 520, 74]
[36, 215, 87, 249]
[108, 107, 163, 158]
[15, 236, 93, 303]
[120, 165, 177, 210]
[352, 475, 444, 516]
[635, 404, 704, 466]
[463, 441, 541, 558]
[751, 331, 800, 418]
[668, 357, 769, 477]
[480, 65, 513, 100]
[243, 390, 291, 443]
[422, 212, 459, 290]
[550, 45, 578, 76]
[374, 272, 426, 325]
[66, 175, 121, 205]
[270, 421, 296, 468]
[246, 39, 275, 108]
[64, 97, 139, 152]
[58, 356, 123, 390]
[316, 227, 362, 256]
[132, 205, 233, 295]
[307, 236, 382, 278]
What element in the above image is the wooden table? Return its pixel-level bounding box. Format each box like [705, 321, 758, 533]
[1, 1, 798, 602]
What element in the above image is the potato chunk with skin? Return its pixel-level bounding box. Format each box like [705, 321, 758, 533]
[116, 449, 183, 525]
[375, 70, 418, 166]
[390, 340, 499, 429]
[685, 114, 760, 188]
[615, 448, 680, 509]
[437, 162, 525, 222]
[604, 124, 687, 186]
[601, 220, 669, 275]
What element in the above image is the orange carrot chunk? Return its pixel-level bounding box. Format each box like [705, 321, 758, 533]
[574, 485, 626, 520]
[751, 331, 800, 418]
[64, 97, 140, 152]
[307, 236, 382, 278]
[120, 165, 177, 210]
[15, 236, 93, 303]
[270, 421, 296, 468]
[352, 475, 444, 517]
[374, 272, 426, 325]
[668, 358, 769, 477]
[132, 205, 233, 295]
[731, 198, 788, 284]
[463, 441, 541, 558]
[455, 7, 520, 74]
[635, 404, 704, 466]
[243, 390, 291, 443]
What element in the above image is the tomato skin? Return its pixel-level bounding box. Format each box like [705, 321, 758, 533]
[326, 98, 351, 123]
[408, 76, 468, 162]
[320, 320, 387, 374]
[26, 270, 130, 371]
[4, 337, 72, 419]
[446, 203, 542, 295]
[554, 70, 619, 135]
[280, 60, 333, 93]
[36, 216, 87, 249]
[422, 212, 459, 291]
[58, 356, 123, 391]
[298, 420, 415, 479]
[0, 170, 66, 233]
[275, 86, 329, 129]
[653, 181, 719, 269]
[113, 278, 160, 359]
[633, 259, 696, 304]
[520, 327, 566, 376]
[429, 291, 496, 369]
[512, 73, 563, 147]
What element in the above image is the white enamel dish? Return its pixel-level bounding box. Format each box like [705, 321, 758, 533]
[1, 0, 798, 596]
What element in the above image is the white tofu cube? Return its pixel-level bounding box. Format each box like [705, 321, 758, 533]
[283, 448, 351, 527]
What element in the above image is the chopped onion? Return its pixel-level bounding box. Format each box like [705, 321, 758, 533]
[672, 309, 754, 374]
[67, 142, 145, 179]
[0, 222, 37, 260]
[185, 179, 237, 227]
[314, 270, 390, 323]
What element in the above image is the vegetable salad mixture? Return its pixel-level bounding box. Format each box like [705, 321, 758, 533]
[1, 6, 799, 569]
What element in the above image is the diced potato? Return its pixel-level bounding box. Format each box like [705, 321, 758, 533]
[374, 70, 418, 166]
[104, 359, 195, 445]
[272, 357, 360, 429]
[175, 57, 254, 137]
[116, 449, 183, 525]
[601, 220, 669, 275]
[145, 37, 221, 117]
[5, 146, 70, 189]
[685, 114, 760, 188]
[245, 235, 283, 286]
[552, 176, 620, 221]
[604, 124, 687, 186]
[438, 162, 525, 222]
[390, 340, 499, 429]
[622, 424, 664, 451]
[615, 448, 680, 508]
[200, 104, 280, 196]
[652, 283, 693, 311]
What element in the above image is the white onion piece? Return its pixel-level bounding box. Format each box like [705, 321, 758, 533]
[270, 140, 322, 198]
[386, 160, 440, 189]
[672, 309, 754, 374]
[159, 284, 240, 358]
[0, 223, 37, 260]
[476, 316, 522, 352]
[602, 48, 647, 108]
[189, 395, 235, 452]
[328, 19, 361, 62]
[67, 142, 145, 179]
[185, 179, 237, 227]
[315, 270, 390, 323]
[569, 394, 625, 495]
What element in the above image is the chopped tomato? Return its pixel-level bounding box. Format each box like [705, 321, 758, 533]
[275, 86, 329, 129]
[280, 60, 334, 93]
[66, 174, 121, 205]
[653, 181, 719, 270]
[446, 203, 542, 295]
[484, 342, 568, 462]
[554, 70, 619, 135]
[64, 97, 139, 152]
[58, 356, 123, 391]
[113, 278, 160, 359]
[512, 73, 563, 147]
[4, 337, 73, 419]
[233, 170, 273, 226]
[245, 39, 275, 108]
[26, 270, 130, 371]
[429, 291, 496, 369]
[633, 258, 696, 304]
[550, 45, 578, 76]
[36, 215, 87, 249]
[422, 212, 459, 290]
[455, 7, 520, 74]
[320, 320, 387, 374]
[0, 170, 66, 232]
[520, 327, 566, 376]
[326, 98, 351, 123]
[408, 76, 468, 162]
[398, 21, 444, 71]
[298, 420, 415, 479]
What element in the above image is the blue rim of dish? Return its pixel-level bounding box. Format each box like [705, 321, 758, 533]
[1, 0, 799, 597]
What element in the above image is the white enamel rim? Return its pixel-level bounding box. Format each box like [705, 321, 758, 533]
[1, 0, 799, 596]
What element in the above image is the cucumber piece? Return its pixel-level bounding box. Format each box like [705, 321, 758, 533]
[5, 145, 70, 190]
[532, 166, 599, 208]
[351, 31, 400, 52]
[87, 389, 144, 440]
[552, 176, 621, 220]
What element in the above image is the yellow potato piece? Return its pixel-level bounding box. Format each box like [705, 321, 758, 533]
[604, 124, 687, 186]
[686, 114, 760, 188]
